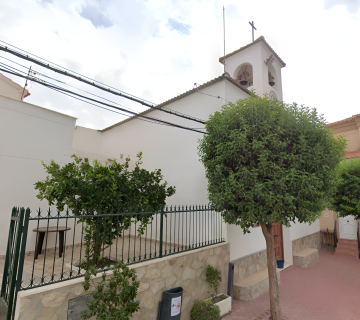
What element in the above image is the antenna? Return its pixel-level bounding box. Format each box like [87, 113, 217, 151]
[223, 6, 226, 73]
[21, 65, 31, 100]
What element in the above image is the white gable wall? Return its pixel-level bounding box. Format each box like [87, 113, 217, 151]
[0, 96, 78, 254]
[0, 96, 111, 255]
[101, 80, 245, 205]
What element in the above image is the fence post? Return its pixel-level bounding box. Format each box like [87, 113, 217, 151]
[159, 206, 164, 258]
[6, 207, 25, 320]
[11, 208, 30, 319]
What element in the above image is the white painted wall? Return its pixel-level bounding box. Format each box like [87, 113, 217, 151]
[0, 96, 112, 255]
[227, 224, 266, 261]
[290, 219, 320, 241]
[0, 73, 29, 101]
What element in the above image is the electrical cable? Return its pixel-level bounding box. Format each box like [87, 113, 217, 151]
[0, 56, 142, 114]
[0, 60, 206, 131]
[194, 83, 230, 103]
[0, 66, 207, 134]
[0, 41, 207, 125]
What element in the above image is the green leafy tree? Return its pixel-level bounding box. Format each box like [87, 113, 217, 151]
[35, 152, 175, 266]
[330, 157, 360, 219]
[206, 265, 222, 302]
[82, 261, 140, 320]
[198, 96, 346, 319]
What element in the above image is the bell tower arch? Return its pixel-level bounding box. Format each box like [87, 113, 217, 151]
[219, 36, 286, 100]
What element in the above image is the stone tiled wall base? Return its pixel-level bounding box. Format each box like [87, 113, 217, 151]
[292, 232, 321, 255]
[293, 250, 319, 268]
[15, 243, 230, 320]
[233, 271, 280, 301]
[232, 250, 267, 284]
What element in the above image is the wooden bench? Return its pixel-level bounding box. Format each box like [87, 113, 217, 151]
[233, 268, 281, 301]
[293, 248, 319, 268]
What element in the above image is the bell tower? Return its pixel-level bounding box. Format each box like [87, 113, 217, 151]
[219, 36, 286, 101]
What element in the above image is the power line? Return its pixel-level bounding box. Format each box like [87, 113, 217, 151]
[0, 60, 206, 131]
[0, 56, 142, 115]
[0, 66, 207, 134]
[0, 40, 207, 125]
[0, 60, 178, 128]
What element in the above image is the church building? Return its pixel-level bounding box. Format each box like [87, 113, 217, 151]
[0, 36, 321, 301]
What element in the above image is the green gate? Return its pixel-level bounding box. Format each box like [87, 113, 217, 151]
[0, 207, 30, 320]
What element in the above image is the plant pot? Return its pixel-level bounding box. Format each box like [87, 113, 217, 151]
[206, 293, 232, 317]
[277, 260, 284, 268]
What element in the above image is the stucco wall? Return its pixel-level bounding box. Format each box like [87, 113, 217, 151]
[290, 219, 320, 241]
[227, 224, 266, 262]
[0, 96, 111, 255]
[15, 243, 230, 320]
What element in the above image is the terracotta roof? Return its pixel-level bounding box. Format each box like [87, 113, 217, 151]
[101, 73, 251, 132]
[327, 114, 360, 128]
[345, 151, 360, 159]
[0, 72, 30, 98]
[219, 36, 286, 68]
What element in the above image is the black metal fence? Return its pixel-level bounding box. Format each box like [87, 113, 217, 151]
[3, 205, 224, 294]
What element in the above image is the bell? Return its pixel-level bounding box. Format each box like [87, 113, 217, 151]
[239, 74, 248, 86]
[268, 73, 275, 87]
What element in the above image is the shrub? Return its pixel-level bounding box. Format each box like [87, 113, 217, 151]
[82, 261, 140, 320]
[191, 299, 221, 320]
[206, 265, 222, 302]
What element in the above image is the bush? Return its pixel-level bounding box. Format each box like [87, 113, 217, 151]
[82, 261, 140, 320]
[191, 299, 221, 320]
[206, 265, 222, 302]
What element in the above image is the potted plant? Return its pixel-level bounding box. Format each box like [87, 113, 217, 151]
[191, 299, 221, 320]
[205, 265, 232, 317]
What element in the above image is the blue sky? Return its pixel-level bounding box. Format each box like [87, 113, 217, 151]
[0, 0, 360, 129]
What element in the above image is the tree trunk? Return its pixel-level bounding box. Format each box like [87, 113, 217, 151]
[260, 222, 282, 320]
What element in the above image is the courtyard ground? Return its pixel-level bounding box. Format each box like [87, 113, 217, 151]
[225, 250, 360, 320]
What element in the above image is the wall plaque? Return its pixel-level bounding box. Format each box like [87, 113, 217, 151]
[68, 294, 94, 320]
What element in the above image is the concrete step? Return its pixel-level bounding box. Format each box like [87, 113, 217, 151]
[336, 244, 359, 251]
[335, 248, 359, 256]
[334, 252, 359, 260]
[337, 239, 359, 246]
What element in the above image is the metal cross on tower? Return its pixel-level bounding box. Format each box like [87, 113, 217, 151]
[249, 21, 256, 42]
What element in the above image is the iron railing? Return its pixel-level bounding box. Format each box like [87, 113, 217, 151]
[1, 208, 30, 320]
[2, 205, 224, 293]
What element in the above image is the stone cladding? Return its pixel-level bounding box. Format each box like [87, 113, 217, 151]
[15, 243, 229, 320]
[292, 231, 321, 255]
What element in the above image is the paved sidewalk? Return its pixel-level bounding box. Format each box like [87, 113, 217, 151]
[225, 251, 360, 320]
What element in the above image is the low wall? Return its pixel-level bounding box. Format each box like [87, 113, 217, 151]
[292, 231, 321, 255]
[232, 249, 267, 284]
[15, 243, 230, 320]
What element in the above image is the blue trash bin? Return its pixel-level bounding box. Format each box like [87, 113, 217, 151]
[277, 260, 284, 268]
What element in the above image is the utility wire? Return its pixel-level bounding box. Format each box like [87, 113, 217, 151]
[0, 66, 206, 134]
[0, 61, 183, 128]
[0, 60, 205, 130]
[0, 56, 142, 115]
[0, 41, 206, 125]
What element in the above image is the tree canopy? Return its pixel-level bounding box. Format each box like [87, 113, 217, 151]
[35, 152, 175, 266]
[35, 152, 175, 212]
[198, 96, 346, 231]
[330, 157, 360, 219]
[198, 95, 346, 319]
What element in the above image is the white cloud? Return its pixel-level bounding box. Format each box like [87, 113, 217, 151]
[324, 0, 360, 14]
[167, 18, 191, 35]
[0, 0, 359, 130]
[80, 4, 113, 28]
